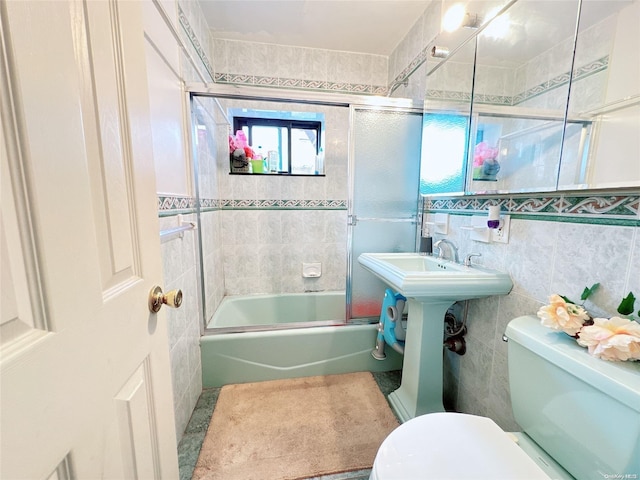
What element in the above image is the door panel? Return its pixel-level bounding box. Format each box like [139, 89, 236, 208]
[0, 1, 178, 478]
[78, 0, 141, 297]
[348, 107, 422, 320]
[350, 220, 417, 317]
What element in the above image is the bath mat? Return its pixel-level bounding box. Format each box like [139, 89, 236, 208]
[192, 371, 399, 480]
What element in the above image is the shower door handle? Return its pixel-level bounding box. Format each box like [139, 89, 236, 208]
[148, 285, 183, 313]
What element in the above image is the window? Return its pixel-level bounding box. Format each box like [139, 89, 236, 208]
[230, 109, 324, 175]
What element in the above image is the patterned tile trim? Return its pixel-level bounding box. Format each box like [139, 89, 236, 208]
[390, 44, 431, 91]
[514, 56, 608, 106]
[213, 73, 387, 96]
[158, 196, 347, 216]
[425, 56, 608, 107]
[178, 6, 214, 81]
[158, 195, 197, 217]
[220, 199, 347, 210]
[424, 89, 472, 103]
[424, 192, 640, 226]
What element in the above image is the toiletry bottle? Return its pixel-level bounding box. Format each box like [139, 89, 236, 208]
[419, 218, 433, 255]
[420, 235, 433, 255]
[268, 150, 278, 172]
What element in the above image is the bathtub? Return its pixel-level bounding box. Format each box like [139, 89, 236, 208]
[201, 291, 403, 387]
[207, 291, 346, 329]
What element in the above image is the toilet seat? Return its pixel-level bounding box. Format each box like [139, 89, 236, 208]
[370, 412, 551, 480]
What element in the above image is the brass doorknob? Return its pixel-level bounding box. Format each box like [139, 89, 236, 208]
[148, 285, 183, 313]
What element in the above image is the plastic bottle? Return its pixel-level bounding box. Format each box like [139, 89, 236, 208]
[268, 150, 278, 172]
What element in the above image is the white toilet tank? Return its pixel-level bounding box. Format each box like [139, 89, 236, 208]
[506, 316, 640, 480]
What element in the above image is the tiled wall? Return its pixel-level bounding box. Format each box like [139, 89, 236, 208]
[210, 38, 388, 95]
[387, 0, 442, 102]
[426, 192, 640, 429]
[159, 214, 203, 439]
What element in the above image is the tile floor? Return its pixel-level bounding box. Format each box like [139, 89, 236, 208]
[178, 370, 402, 480]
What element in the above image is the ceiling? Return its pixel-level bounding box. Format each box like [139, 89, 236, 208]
[197, 0, 432, 56]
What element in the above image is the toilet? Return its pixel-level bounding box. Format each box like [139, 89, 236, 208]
[370, 315, 640, 480]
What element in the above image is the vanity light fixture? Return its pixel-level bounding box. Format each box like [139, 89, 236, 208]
[461, 12, 482, 29]
[443, 4, 482, 32]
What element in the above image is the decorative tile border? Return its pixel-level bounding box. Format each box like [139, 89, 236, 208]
[391, 44, 431, 90]
[213, 73, 387, 96]
[220, 199, 347, 210]
[514, 56, 608, 106]
[424, 89, 472, 103]
[425, 192, 640, 226]
[162, 192, 637, 223]
[425, 56, 608, 107]
[178, 6, 214, 81]
[158, 195, 347, 216]
[158, 195, 197, 217]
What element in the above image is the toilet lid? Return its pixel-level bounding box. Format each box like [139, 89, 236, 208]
[372, 413, 551, 480]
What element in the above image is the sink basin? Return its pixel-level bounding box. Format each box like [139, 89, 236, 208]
[358, 252, 512, 301]
[358, 252, 513, 422]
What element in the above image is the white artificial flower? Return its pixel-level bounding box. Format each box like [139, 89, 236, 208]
[577, 317, 640, 361]
[537, 294, 590, 336]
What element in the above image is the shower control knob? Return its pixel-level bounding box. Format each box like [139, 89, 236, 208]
[148, 285, 183, 313]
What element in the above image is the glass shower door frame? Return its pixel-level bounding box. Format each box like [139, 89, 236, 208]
[346, 104, 424, 323]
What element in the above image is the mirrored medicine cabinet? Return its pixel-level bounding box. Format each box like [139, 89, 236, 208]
[420, 0, 640, 196]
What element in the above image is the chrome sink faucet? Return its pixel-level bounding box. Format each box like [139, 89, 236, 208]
[464, 253, 482, 266]
[433, 239, 459, 264]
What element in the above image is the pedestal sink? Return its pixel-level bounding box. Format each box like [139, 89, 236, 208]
[358, 252, 513, 422]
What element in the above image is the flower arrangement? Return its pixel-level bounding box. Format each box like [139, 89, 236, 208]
[472, 141, 500, 180]
[473, 141, 499, 168]
[229, 130, 255, 162]
[537, 285, 640, 362]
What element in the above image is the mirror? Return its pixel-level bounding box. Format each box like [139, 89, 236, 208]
[419, 40, 476, 195]
[558, 0, 640, 190]
[467, 0, 580, 193]
[419, 0, 640, 196]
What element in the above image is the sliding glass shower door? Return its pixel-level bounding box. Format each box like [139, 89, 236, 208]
[347, 107, 423, 321]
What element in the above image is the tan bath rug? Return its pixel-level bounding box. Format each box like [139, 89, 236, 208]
[192, 371, 399, 480]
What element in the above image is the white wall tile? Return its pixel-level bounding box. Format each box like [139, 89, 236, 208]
[549, 223, 635, 316]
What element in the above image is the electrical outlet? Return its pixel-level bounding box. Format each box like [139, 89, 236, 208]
[491, 215, 510, 244]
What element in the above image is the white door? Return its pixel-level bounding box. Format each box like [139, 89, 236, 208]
[1, 1, 179, 478]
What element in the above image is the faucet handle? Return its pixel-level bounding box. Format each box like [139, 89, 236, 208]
[464, 253, 482, 266]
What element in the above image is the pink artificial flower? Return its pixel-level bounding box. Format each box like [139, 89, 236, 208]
[473, 141, 499, 166]
[235, 130, 248, 148]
